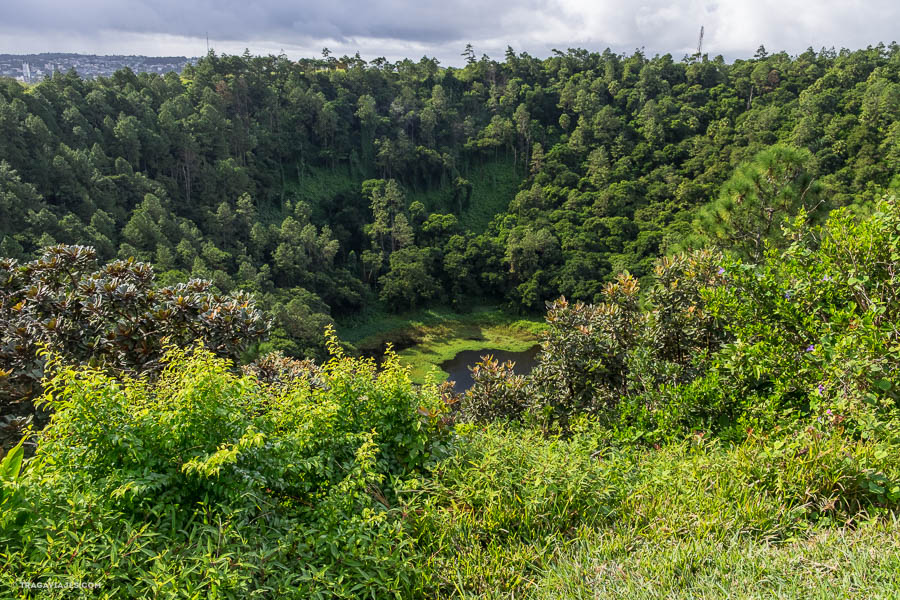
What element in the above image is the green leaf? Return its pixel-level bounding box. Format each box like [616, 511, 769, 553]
[0, 436, 26, 482]
[868, 482, 886, 495]
[874, 379, 892, 391]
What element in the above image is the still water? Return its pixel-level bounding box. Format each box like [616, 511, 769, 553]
[440, 345, 540, 393]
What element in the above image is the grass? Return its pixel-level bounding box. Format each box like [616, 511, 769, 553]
[408, 159, 523, 233]
[282, 158, 522, 234]
[408, 424, 900, 598]
[532, 523, 900, 599]
[337, 305, 545, 384]
[279, 163, 364, 224]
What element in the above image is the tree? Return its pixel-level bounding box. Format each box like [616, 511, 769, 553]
[462, 44, 476, 65]
[0, 162, 43, 252]
[367, 179, 409, 254]
[693, 145, 823, 261]
[378, 247, 439, 309]
[355, 95, 378, 166]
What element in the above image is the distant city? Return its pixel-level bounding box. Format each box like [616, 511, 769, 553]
[0, 53, 197, 82]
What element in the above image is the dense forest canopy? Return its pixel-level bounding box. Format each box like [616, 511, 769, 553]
[1, 44, 899, 357]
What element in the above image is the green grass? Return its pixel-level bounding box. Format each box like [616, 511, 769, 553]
[533, 524, 900, 599]
[280, 163, 364, 223]
[408, 424, 900, 598]
[408, 159, 522, 233]
[338, 305, 545, 384]
[457, 160, 522, 232]
[282, 159, 522, 234]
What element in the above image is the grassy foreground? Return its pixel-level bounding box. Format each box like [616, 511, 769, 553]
[411, 424, 900, 598]
[533, 524, 900, 599]
[339, 305, 545, 383]
[3, 346, 900, 598]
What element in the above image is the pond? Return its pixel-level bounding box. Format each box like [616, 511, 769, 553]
[440, 345, 541, 393]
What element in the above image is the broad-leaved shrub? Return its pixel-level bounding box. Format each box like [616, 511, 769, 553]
[2, 334, 449, 598]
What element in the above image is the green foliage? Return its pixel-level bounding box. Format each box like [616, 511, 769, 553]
[403, 423, 900, 597]
[0, 436, 24, 483]
[692, 145, 824, 260]
[378, 247, 440, 309]
[2, 44, 899, 357]
[468, 250, 727, 431]
[2, 339, 450, 598]
[4, 45, 900, 598]
[530, 277, 643, 424]
[0, 245, 267, 413]
[463, 196, 900, 442]
[459, 357, 529, 422]
[0, 435, 27, 528]
[707, 195, 900, 435]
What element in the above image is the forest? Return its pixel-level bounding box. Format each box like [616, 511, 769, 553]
[2, 44, 899, 357]
[1, 43, 900, 598]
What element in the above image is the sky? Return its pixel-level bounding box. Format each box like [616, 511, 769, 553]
[1, 0, 897, 65]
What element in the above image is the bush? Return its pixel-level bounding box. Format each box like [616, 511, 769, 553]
[459, 356, 529, 422]
[707, 196, 900, 434]
[467, 250, 727, 433]
[528, 274, 645, 426]
[0, 245, 268, 419]
[241, 350, 324, 389]
[2, 337, 450, 598]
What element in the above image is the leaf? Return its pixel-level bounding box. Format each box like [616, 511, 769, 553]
[874, 379, 892, 391]
[0, 436, 26, 482]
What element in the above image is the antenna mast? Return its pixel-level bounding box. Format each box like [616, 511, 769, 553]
[697, 25, 704, 55]
[206, 32, 210, 53]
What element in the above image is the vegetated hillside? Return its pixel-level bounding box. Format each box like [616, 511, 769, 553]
[4, 195, 900, 598]
[1, 44, 899, 358]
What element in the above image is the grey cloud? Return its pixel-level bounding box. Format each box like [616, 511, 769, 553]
[2, 0, 552, 45]
[0, 0, 897, 63]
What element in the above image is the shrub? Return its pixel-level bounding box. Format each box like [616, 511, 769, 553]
[616, 368, 754, 444]
[645, 249, 727, 369]
[241, 350, 324, 389]
[474, 251, 727, 433]
[528, 274, 645, 426]
[0, 245, 268, 417]
[2, 338, 450, 598]
[459, 356, 529, 422]
[706, 196, 900, 434]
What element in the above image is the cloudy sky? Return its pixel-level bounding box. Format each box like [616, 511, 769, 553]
[1, 0, 897, 64]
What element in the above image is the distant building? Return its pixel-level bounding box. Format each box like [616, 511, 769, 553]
[0, 53, 196, 81]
